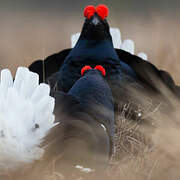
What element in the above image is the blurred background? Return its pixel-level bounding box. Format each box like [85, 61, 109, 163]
[0, 0, 180, 83]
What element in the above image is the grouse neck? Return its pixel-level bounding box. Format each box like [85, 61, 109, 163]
[67, 38, 120, 62]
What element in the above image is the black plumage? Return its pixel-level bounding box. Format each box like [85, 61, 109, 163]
[44, 68, 114, 172]
[29, 9, 180, 110]
[27, 4, 180, 176]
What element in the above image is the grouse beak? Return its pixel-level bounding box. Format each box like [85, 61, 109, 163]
[90, 14, 101, 26]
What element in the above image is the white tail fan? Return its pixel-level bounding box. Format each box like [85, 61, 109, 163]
[71, 32, 80, 48]
[71, 27, 148, 61]
[120, 39, 135, 54]
[120, 39, 148, 60]
[0, 67, 57, 174]
[138, 52, 148, 61]
[109, 28, 122, 48]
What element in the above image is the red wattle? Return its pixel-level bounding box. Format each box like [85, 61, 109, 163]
[94, 65, 106, 76]
[81, 65, 92, 76]
[84, 5, 96, 19]
[96, 4, 109, 20]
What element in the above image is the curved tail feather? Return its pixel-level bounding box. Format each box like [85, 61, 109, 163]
[109, 28, 122, 48]
[120, 39, 135, 54]
[138, 52, 148, 61]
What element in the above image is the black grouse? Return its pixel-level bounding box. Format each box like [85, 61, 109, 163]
[29, 4, 180, 111]
[42, 65, 114, 175]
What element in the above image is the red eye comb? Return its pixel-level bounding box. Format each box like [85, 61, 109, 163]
[84, 5, 96, 19]
[81, 65, 92, 76]
[94, 65, 106, 76]
[96, 4, 109, 20]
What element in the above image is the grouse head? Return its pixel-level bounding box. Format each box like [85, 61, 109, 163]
[80, 5, 111, 41]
